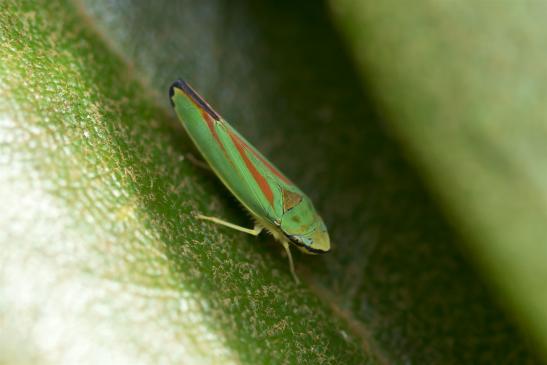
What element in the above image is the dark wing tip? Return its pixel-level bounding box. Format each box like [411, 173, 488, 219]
[169, 79, 221, 121]
[169, 79, 188, 107]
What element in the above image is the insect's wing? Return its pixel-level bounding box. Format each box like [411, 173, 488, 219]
[213, 120, 303, 223]
[170, 80, 303, 224]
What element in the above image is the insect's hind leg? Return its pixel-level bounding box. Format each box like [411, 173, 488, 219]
[186, 153, 211, 171]
[196, 214, 263, 236]
[196, 214, 300, 284]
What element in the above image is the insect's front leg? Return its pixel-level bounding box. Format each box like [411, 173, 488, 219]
[281, 240, 299, 284]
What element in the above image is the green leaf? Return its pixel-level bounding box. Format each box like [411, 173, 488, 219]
[331, 0, 547, 361]
[0, 0, 540, 364]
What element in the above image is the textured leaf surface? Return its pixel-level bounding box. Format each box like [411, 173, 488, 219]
[0, 0, 540, 364]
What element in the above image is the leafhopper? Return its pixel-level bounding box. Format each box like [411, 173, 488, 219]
[169, 80, 330, 283]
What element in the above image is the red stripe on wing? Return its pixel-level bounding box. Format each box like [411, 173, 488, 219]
[248, 147, 292, 185]
[179, 83, 228, 159]
[228, 130, 274, 207]
[180, 83, 290, 186]
[225, 130, 292, 185]
[202, 112, 228, 155]
[179, 83, 286, 207]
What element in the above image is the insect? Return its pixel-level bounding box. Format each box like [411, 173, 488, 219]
[169, 80, 330, 283]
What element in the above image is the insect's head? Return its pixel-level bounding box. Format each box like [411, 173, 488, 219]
[286, 226, 331, 255]
[279, 195, 331, 255]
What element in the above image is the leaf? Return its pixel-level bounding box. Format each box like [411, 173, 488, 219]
[0, 0, 540, 364]
[330, 0, 547, 362]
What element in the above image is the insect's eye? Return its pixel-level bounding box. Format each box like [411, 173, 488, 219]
[287, 234, 311, 246]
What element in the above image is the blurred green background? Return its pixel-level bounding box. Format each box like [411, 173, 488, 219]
[1, 0, 546, 364]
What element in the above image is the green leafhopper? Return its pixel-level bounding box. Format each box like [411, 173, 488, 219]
[169, 80, 330, 283]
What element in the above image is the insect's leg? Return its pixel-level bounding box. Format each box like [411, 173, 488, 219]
[281, 240, 300, 284]
[196, 214, 262, 236]
[186, 153, 211, 171]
